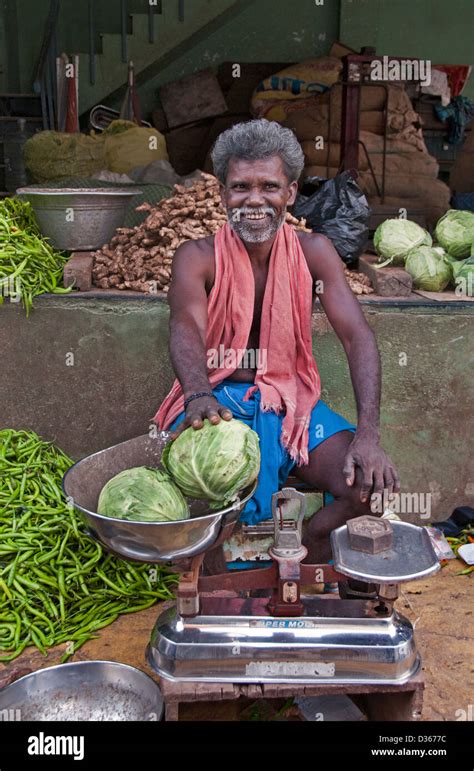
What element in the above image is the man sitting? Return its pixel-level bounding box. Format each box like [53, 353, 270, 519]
[154, 119, 399, 573]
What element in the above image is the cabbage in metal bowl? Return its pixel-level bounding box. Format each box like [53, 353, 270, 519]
[97, 466, 189, 522]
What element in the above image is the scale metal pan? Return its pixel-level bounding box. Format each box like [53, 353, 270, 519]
[63, 433, 257, 564]
[331, 520, 440, 584]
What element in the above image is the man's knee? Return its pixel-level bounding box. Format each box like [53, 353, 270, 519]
[331, 468, 377, 520]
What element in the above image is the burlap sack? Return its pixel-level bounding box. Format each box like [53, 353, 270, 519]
[359, 110, 418, 135]
[301, 139, 340, 166]
[286, 102, 388, 142]
[360, 111, 386, 135]
[251, 56, 342, 119]
[359, 172, 451, 205]
[370, 153, 439, 177]
[367, 196, 449, 230]
[368, 195, 424, 209]
[24, 131, 105, 182]
[317, 83, 414, 114]
[360, 130, 428, 155]
[304, 152, 437, 177]
[283, 92, 421, 143]
[283, 103, 341, 142]
[302, 165, 340, 179]
[104, 125, 168, 174]
[301, 140, 369, 170]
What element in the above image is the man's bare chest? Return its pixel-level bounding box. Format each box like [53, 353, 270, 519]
[248, 266, 268, 332]
[204, 233, 315, 334]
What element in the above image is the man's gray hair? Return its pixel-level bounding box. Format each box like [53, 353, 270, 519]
[211, 118, 305, 184]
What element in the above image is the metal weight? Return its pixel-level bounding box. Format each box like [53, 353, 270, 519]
[347, 515, 393, 554]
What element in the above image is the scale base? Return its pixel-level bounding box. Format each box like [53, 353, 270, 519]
[147, 596, 420, 685]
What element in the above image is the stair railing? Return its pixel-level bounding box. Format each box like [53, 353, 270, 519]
[121, 0, 128, 63]
[89, 0, 96, 85]
[33, 0, 60, 130]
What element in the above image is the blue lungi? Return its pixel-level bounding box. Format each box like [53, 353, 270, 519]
[168, 379, 356, 525]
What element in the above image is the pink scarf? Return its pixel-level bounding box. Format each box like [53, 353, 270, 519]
[153, 221, 321, 465]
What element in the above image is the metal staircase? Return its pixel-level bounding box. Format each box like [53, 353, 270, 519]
[0, 0, 254, 192]
[31, 0, 252, 126]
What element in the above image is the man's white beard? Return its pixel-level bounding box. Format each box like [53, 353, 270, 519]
[227, 207, 287, 243]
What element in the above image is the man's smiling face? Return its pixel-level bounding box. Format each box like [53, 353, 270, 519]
[221, 156, 298, 244]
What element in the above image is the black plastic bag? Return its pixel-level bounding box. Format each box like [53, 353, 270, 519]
[293, 170, 371, 265]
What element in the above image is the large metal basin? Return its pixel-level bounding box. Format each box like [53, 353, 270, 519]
[0, 661, 163, 721]
[16, 187, 141, 251]
[63, 433, 257, 564]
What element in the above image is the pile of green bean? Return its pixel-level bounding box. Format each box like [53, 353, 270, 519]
[0, 198, 73, 316]
[0, 429, 177, 662]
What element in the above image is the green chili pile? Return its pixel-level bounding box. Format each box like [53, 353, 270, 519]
[0, 429, 177, 662]
[0, 198, 73, 316]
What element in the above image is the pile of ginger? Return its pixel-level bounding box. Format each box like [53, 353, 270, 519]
[92, 171, 372, 295]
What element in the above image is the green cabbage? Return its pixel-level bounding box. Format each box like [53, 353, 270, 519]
[405, 245, 452, 291]
[374, 219, 432, 266]
[451, 255, 474, 296]
[434, 210, 474, 259]
[97, 466, 189, 521]
[162, 419, 260, 506]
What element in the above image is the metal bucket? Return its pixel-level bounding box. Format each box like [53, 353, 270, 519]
[16, 187, 141, 251]
[63, 433, 257, 564]
[0, 661, 164, 721]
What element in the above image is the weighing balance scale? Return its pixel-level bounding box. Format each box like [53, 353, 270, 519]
[63, 433, 439, 718]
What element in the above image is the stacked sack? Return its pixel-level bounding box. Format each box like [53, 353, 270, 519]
[253, 77, 429, 173]
[252, 70, 451, 229]
[250, 57, 342, 123]
[356, 131, 451, 228]
[24, 121, 168, 182]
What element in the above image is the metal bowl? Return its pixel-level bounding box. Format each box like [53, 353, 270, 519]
[16, 187, 141, 251]
[0, 661, 164, 721]
[63, 433, 257, 564]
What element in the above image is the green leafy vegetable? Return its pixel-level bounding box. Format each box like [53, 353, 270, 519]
[374, 218, 432, 266]
[162, 419, 260, 506]
[451, 255, 474, 296]
[97, 466, 189, 521]
[405, 245, 452, 291]
[434, 210, 474, 259]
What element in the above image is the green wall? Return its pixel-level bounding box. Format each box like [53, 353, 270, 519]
[0, 1, 8, 92]
[3, 0, 339, 112]
[3, 0, 472, 110]
[130, 0, 340, 116]
[340, 0, 474, 101]
[0, 0, 19, 92]
[3, 0, 242, 92]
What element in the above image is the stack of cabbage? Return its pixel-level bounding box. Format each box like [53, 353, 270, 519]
[435, 211, 474, 259]
[404, 245, 452, 292]
[373, 211, 474, 293]
[374, 218, 433, 267]
[435, 211, 474, 294]
[98, 420, 260, 522]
